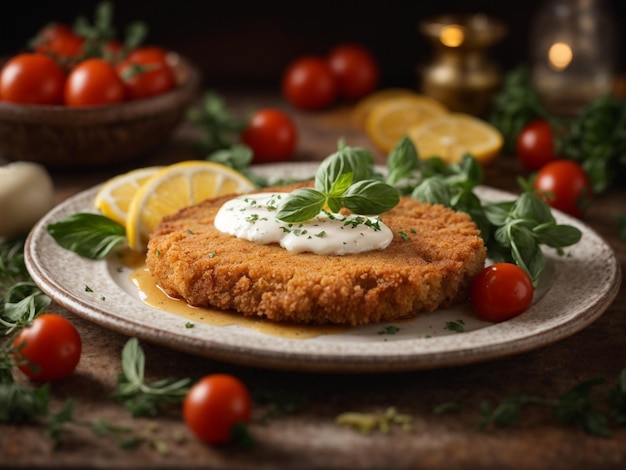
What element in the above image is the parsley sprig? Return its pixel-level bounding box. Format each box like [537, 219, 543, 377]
[0, 236, 50, 335]
[276, 141, 400, 223]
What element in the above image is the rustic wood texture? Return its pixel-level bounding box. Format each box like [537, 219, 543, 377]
[2, 90, 625, 470]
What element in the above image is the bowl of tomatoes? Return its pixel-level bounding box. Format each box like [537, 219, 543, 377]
[0, 7, 201, 169]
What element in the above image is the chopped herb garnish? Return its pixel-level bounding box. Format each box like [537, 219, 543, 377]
[445, 319, 465, 333]
[378, 325, 400, 335]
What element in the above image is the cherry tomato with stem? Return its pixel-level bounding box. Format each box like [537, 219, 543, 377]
[533, 159, 592, 218]
[327, 43, 380, 101]
[516, 119, 558, 171]
[282, 56, 338, 110]
[117, 49, 176, 100]
[183, 374, 252, 445]
[32, 23, 85, 60]
[13, 313, 82, 382]
[0, 53, 66, 105]
[470, 263, 534, 322]
[64, 58, 126, 106]
[241, 108, 297, 163]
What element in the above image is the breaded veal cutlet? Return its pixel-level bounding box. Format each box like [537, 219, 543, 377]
[146, 182, 487, 326]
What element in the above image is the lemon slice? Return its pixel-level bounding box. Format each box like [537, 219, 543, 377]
[365, 95, 448, 154]
[94, 166, 163, 226]
[351, 88, 421, 129]
[126, 161, 255, 251]
[407, 113, 504, 164]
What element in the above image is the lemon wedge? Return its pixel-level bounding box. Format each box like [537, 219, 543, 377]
[364, 95, 448, 154]
[94, 166, 163, 226]
[407, 113, 504, 165]
[126, 161, 255, 251]
[351, 88, 422, 129]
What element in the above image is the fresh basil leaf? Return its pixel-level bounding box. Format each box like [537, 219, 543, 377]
[276, 188, 326, 223]
[534, 224, 582, 248]
[483, 201, 515, 226]
[328, 172, 354, 198]
[47, 213, 126, 260]
[386, 137, 418, 185]
[412, 177, 454, 207]
[340, 180, 400, 215]
[512, 192, 554, 224]
[315, 145, 373, 192]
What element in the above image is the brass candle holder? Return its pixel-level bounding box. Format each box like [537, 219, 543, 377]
[418, 13, 507, 116]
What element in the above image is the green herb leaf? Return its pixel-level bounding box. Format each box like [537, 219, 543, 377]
[278, 142, 398, 223]
[339, 180, 400, 215]
[47, 213, 126, 260]
[113, 338, 192, 417]
[315, 143, 374, 193]
[275, 188, 327, 223]
[386, 136, 419, 185]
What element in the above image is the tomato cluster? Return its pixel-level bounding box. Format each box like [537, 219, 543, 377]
[0, 22, 176, 107]
[282, 42, 380, 110]
[516, 119, 593, 218]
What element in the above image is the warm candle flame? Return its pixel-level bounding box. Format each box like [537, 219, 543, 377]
[548, 42, 573, 70]
[440, 25, 465, 47]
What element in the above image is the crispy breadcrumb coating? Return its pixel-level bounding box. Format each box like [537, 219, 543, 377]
[146, 183, 486, 325]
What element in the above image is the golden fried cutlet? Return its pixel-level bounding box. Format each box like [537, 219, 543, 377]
[146, 183, 486, 326]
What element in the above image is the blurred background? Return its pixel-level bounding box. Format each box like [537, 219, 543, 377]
[2, 0, 624, 91]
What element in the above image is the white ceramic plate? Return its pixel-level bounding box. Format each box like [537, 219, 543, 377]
[25, 162, 621, 373]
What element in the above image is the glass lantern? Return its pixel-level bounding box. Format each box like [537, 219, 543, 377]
[530, 0, 618, 115]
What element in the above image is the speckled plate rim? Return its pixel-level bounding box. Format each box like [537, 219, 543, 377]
[25, 162, 621, 373]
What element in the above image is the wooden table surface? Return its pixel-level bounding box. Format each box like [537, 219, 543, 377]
[2, 89, 625, 470]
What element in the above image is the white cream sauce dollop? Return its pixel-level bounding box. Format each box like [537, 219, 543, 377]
[214, 193, 393, 255]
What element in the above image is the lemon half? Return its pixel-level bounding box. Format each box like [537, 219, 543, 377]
[364, 95, 448, 154]
[125, 161, 255, 251]
[407, 113, 504, 164]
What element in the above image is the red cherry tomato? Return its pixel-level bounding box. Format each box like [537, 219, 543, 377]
[117, 49, 176, 100]
[0, 53, 66, 105]
[327, 43, 380, 101]
[183, 374, 252, 445]
[282, 56, 338, 110]
[126, 46, 170, 65]
[241, 108, 298, 163]
[516, 119, 558, 171]
[32, 23, 85, 60]
[533, 159, 592, 218]
[13, 314, 82, 382]
[470, 263, 534, 322]
[64, 58, 126, 106]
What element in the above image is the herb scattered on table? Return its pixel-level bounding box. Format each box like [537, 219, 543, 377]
[0, 236, 50, 335]
[435, 368, 626, 437]
[112, 337, 192, 417]
[336, 407, 412, 435]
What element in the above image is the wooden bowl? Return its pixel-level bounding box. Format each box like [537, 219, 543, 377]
[0, 53, 201, 169]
